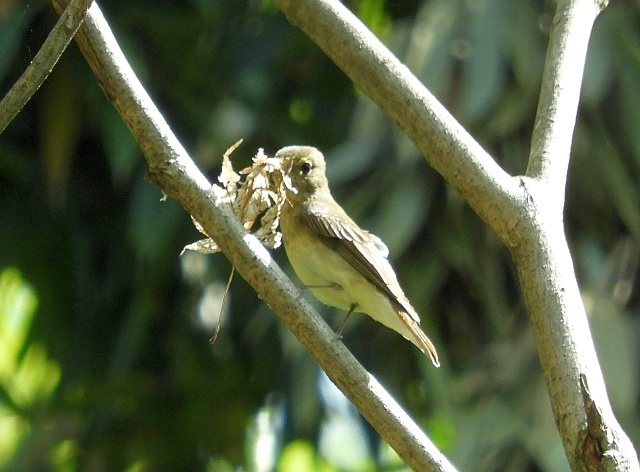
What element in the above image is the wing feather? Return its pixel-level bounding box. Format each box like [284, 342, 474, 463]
[302, 200, 417, 321]
[297, 198, 439, 366]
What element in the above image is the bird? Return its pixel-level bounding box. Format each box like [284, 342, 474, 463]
[276, 145, 439, 367]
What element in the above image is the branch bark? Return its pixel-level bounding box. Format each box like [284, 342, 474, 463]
[518, 0, 638, 469]
[0, 0, 93, 133]
[45, 0, 457, 470]
[274, 0, 638, 470]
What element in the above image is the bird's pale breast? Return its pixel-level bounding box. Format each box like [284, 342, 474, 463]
[280, 204, 416, 339]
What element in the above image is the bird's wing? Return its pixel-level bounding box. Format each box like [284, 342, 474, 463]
[303, 198, 440, 366]
[302, 199, 419, 322]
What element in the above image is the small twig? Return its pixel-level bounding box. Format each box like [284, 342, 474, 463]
[0, 0, 93, 133]
[209, 267, 234, 344]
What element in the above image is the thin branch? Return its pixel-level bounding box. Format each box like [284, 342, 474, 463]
[48, 0, 457, 470]
[273, 0, 524, 239]
[0, 0, 93, 133]
[527, 0, 604, 200]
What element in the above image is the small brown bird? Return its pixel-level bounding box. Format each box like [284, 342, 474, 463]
[277, 146, 439, 367]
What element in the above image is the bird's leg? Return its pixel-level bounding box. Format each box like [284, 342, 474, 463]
[299, 283, 342, 291]
[335, 303, 357, 339]
[297, 283, 342, 299]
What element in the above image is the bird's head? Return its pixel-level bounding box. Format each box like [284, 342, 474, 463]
[276, 146, 330, 201]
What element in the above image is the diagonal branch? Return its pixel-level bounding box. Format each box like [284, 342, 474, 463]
[0, 0, 93, 133]
[47, 0, 458, 470]
[273, 0, 524, 240]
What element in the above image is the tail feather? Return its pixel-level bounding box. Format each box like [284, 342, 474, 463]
[398, 310, 440, 367]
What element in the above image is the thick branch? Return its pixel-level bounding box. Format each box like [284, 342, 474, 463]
[273, 0, 524, 240]
[0, 0, 93, 133]
[518, 0, 638, 470]
[509, 187, 638, 470]
[49, 0, 457, 470]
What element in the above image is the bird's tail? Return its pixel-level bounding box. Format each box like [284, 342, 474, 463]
[397, 310, 440, 367]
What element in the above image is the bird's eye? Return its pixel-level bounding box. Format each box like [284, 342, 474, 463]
[300, 162, 312, 175]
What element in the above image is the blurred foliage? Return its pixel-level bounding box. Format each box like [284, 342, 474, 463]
[0, 0, 639, 470]
[0, 267, 61, 469]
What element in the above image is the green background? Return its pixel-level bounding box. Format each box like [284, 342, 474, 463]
[0, 0, 639, 470]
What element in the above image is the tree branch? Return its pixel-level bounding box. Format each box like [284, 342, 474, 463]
[527, 0, 603, 199]
[515, 0, 638, 470]
[47, 0, 458, 470]
[0, 0, 93, 133]
[272, 0, 524, 239]
[273, 0, 638, 470]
